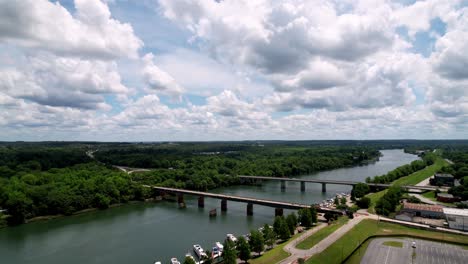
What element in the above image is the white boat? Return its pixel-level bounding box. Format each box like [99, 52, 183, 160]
[212, 246, 221, 258]
[154, 262, 162, 264]
[226, 233, 237, 243]
[215, 241, 224, 252]
[171, 258, 180, 264]
[193, 244, 207, 259]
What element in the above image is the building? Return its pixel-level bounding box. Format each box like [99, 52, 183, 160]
[443, 208, 468, 231]
[430, 173, 455, 187]
[437, 193, 460, 203]
[395, 212, 413, 222]
[400, 202, 445, 219]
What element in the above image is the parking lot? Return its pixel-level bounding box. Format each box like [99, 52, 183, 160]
[360, 237, 468, 264]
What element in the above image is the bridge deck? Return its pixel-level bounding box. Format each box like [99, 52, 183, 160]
[238, 175, 439, 191]
[147, 185, 342, 214]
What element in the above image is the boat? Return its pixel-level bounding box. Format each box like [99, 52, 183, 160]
[171, 258, 180, 264]
[226, 233, 237, 243]
[193, 244, 208, 259]
[154, 262, 162, 264]
[215, 241, 224, 252]
[212, 246, 220, 259]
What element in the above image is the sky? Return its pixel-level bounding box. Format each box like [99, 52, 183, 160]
[0, 0, 467, 141]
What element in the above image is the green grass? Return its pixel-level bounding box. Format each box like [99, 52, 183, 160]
[366, 190, 387, 214]
[365, 157, 448, 213]
[249, 232, 301, 264]
[383, 241, 403, 247]
[392, 158, 448, 186]
[296, 217, 349, 249]
[306, 219, 468, 264]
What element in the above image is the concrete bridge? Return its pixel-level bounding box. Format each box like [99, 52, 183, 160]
[147, 185, 343, 216]
[238, 175, 441, 193]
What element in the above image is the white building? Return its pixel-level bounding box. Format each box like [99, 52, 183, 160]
[443, 208, 468, 231]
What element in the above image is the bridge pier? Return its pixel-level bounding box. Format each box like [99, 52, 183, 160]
[177, 193, 186, 208]
[221, 199, 227, 212]
[198, 196, 205, 208]
[275, 208, 284, 217]
[322, 183, 326, 193]
[281, 180, 286, 190]
[301, 181, 306, 192]
[247, 203, 253, 216]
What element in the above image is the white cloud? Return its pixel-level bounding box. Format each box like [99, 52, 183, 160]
[0, 0, 143, 59]
[0, 52, 128, 109]
[141, 53, 184, 100]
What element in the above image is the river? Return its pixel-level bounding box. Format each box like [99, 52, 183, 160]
[0, 149, 417, 264]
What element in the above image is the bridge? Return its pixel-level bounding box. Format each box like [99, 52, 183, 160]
[238, 175, 441, 192]
[147, 185, 343, 216]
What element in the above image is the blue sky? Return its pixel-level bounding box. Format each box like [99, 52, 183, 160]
[0, 0, 467, 141]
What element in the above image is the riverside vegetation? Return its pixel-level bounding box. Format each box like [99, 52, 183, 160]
[0, 141, 379, 226]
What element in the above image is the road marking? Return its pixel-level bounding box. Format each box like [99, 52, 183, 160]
[384, 246, 391, 264]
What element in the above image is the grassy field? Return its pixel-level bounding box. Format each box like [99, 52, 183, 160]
[383, 241, 403, 247]
[296, 217, 349, 249]
[365, 157, 448, 213]
[306, 219, 468, 264]
[366, 190, 387, 214]
[392, 158, 448, 186]
[249, 232, 302, 264]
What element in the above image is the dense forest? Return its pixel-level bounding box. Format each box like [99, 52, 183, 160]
[1, 140, 468, 226]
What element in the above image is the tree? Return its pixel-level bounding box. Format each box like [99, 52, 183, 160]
[340, 196, 347, 205]
[334, 197, 339, 206]
[5, 190, 32, 225]
[324, 212, 334, 222]
[183, 256, 196, 264]
[356, 197, 371, 209]
[262, 224, 276, 249]
[298, 208, 312, 228]
[273, 216, 283, 235]
[222, 239, 237, 264]
[237, 236, 251, 263]
[278, 217, 291, 241]
[286, 213, 298, 234]
[249, 230, 265, 256]
[309, 206, 318, 223]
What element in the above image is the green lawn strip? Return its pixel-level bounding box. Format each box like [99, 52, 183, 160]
[249, 232, 301, 264]
[366, 190, 387, 214]
[383, 241, 403, 247]
[306, 219, 468, 264]
[392, 158, 448, 186]
[296, 217, 349, 249]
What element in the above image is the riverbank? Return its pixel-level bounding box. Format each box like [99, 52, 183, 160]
[0, 199, 160, 228]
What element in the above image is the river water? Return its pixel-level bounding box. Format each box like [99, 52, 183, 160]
[0, 149, 417, 264]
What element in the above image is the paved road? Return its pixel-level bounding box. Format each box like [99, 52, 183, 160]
[361, 237, 468, 264]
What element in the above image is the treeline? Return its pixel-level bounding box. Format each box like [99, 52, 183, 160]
[366, 153, 437, 184]
[445, 147, 468, 200]
[375, 186, 403, 216]
[0, 163, 151, 225]
[0, 147, 91, 177]
[95, 145, 381, 177]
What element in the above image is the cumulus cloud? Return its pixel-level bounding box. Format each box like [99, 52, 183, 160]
[141, 53, 184, 100]
[0, 0, 143, 59]
[0, 53, 128, 109]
